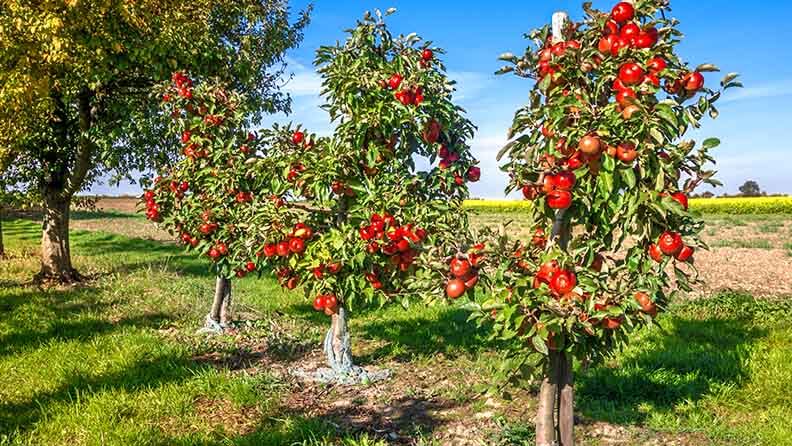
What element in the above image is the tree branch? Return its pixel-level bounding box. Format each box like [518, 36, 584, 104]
[64, 88, 96, 197]
[286, 201, 333, 214]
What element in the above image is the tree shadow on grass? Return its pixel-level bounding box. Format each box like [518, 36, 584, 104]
[0, 286, 170, 358]
[576, 309, 767, 425]
[0, 281, 205, 440]
[153, 396, 457, 446]
[0, 348, 206, 440]
[2, 220, 41, 242]
[6, 210, 138, 222]
[71, 210, 140, 221]
[262, 298, 501, 365]
[354, 307, 501, 363]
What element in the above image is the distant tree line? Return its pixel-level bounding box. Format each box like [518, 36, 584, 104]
[691, 180, 789, 199]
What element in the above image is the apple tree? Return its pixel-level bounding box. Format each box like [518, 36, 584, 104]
[259, 9, 480, 382]
[142, 73, 294, 331]
[459, 1, 739, 444]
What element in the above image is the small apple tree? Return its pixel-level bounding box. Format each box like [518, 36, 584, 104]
[463, 1, 739, 444]
[143, 73, 283, 331]
[265, 8, 479, 382]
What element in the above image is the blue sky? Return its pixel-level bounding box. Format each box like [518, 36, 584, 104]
[93, 0, 792, 198]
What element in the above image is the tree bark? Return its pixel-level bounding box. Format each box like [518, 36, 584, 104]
[536, 354, 559, 446]
[0, 205, 5, 259]
[37, 190, 80, 282]
[558, 352, 574, 446]
[207, 276, 232, 329]
[536, 206, 575, 445]
[323, 305, 355, 373]
[34, 89, 96, 283]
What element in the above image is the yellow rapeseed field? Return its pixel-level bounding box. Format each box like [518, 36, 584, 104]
[464, 196, 792, 214]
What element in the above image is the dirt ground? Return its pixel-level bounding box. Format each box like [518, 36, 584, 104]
[175, 317, 716, 446]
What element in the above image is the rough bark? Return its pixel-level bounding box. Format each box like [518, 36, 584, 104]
[553, 210, 574, 445]
[323, 306, 355, 373]
[37, 191, 80, 282]
[34, 89, 95, 283]
[0, 205, 5, 259]
[536, 203, 575, 445]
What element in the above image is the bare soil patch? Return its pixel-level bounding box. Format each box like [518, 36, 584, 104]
[92, 196, 140, 213]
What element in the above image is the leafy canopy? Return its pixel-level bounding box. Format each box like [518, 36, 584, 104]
[0, 0, 310, 194]
[461, 0, 740, 375]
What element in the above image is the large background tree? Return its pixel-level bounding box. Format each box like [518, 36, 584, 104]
[0, 0, 310, 282]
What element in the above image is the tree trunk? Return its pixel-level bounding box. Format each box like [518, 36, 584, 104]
[203, 276, 232, 332]
[0, 205, 5, 259]
[558, 352, 574, 446]
[536, 10, 576, 446]
[323, 305, 355, 373]
[536, 206, 575, 446]
[536, 351, 575, 446]
[536, 353, 559, 446]
[37, 191, 80, 282]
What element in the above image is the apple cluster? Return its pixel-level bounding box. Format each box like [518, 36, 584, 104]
[143, 74, 289, 278]
[359, 213, 427, 275]
[312, 293, 339, 315]
[648, 231, 694, 264]
[386, 49, 434, 106]
[143, 189, 163, 222]
[445, 245, 484, 299]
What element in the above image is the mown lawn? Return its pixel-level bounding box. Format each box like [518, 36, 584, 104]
[1, 215, 792, 445]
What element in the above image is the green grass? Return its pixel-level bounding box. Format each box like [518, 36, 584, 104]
[757, 221, 785, 234]
[2, 216, 792, 445]
[709, 239, 774, 249]
[577, 294, 792, 445]
[0, 218, 495, 445]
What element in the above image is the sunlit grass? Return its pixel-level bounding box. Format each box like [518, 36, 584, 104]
[2, 216, 792, 445]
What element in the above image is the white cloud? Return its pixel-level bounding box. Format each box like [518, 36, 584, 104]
[470, 133, 508, 154]
[283, 71, 323, 97]
[720, 79, 792, 104]
[448, 71, 495, 102]
[280, 56, 323, 97]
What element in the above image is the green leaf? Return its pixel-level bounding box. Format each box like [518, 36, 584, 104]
[724, 81, 744, 90]
[702, 138, 720, 149]
[620, 167, 636, 189]
[655, 105, 678, 127]
[696, 63, 720, 72]
[532, 335, 548, 355]
[720, 72, 739, 87]
[598, 170, 614, 195]
[538, 74, 552, 92]
[650, 128, 665, 144]
[602, 154, 616, 173]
